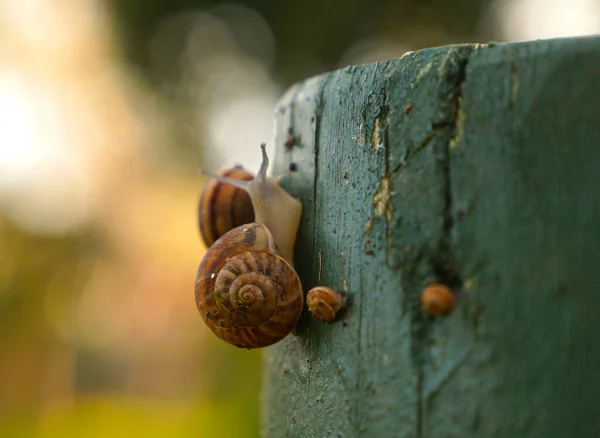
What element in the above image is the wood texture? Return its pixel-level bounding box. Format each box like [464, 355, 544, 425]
[263, 36, 600, 437]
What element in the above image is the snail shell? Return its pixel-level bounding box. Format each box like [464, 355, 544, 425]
[197, 166, 255, 247]
[420, 283, 456, 316]
[195, 223, 304, 348]
[306, 286, 347, 323]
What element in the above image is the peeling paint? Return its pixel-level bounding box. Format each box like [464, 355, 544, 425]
[373, 177, 391, 217]
[371, 117, 383, 150]
[352, 122, 364, 145]
[415, 62, 434, 85]
[449, 103, 466, 150]
[400, 50, 414, 60]
[370, 116, 388, 152]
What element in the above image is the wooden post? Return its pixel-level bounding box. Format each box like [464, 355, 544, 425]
[263, 36, 600, 437]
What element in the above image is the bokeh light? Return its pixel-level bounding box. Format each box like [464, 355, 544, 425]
[0, 0, 597, 436]
[490, 0, 600, 41]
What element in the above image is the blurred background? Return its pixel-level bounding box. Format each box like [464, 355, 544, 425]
[0, 0, 598, 436]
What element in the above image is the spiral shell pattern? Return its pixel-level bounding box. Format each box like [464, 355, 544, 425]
[306, 286, 347, 323]
[195, 223, 303, 348]
[198, 165, 255, 247]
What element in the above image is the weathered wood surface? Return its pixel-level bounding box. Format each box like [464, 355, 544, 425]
[263, 36, 600, 438]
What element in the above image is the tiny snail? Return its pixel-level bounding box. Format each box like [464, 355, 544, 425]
[197, 165, 255, 248]
[420, 283, 456, 316]
[195, 144, 304, 348]
[306, 286, 347, 323]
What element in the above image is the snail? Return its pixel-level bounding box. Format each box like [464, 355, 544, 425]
[306, 286, 347, 323]
[194, 143, 304, 348]
[197, 165, 255, 247]
[420, 283, 456, 316]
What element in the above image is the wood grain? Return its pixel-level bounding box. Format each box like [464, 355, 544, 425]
[263, 36, 600, 437]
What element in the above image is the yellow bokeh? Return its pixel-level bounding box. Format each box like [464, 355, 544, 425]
[0, 0, 260, 436]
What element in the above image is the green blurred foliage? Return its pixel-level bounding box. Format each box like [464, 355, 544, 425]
[109, 0, 492, 85]
[2, 397, 257, 438]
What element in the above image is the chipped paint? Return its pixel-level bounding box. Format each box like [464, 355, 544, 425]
[370, 115, 389, 152]
[449, 103, 466, 150]
[352, 122, 364, 145]
[371, 117, 383, 150]
[373, 177, 391, 217]
[415, 61, 434, 85]
[399, 50, 414, 60]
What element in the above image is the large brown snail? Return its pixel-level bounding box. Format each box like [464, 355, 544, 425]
[195, 144, 304, 348]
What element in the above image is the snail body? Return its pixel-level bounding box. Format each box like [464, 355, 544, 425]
[195, 144, 304, 348]
[198, 166, 254, 247]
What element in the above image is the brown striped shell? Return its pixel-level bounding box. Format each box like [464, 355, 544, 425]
[306, 286, 347, 323]
[198, 166, 255, 247]
[195, 223, 303, 348]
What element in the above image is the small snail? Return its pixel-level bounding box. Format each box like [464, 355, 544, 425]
[306, 286, 347, 323]
[195, 144, 304, 348]
[197, 165, 255, 247]
[420, 283, 456, 316]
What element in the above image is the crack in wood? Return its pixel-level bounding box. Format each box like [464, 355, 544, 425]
[414, 47, 474, 437]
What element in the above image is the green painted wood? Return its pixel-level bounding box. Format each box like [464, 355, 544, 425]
[263, 36, 600, 438]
